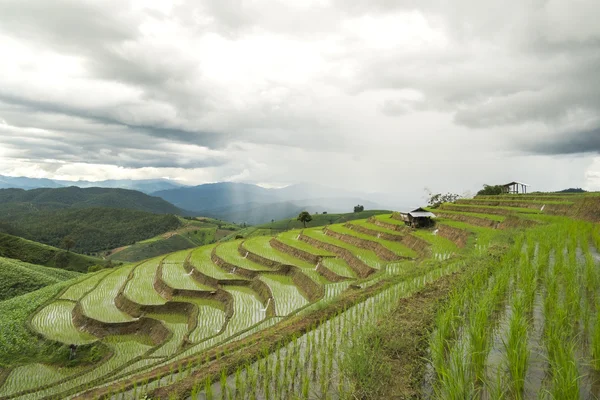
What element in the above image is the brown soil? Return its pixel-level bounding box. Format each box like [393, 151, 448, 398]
[323, 227, 401, 261]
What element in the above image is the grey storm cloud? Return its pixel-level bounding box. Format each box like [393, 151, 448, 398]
[525, 127, 600, 155]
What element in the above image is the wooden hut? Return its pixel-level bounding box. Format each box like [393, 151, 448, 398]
[399, 207, 436, 228]
[502, 181, 529, 194]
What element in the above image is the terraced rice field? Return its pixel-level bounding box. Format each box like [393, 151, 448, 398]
[259, 274, 309, 316]
[215, 241, 273, 271]
[189, 246, 234, 280]
[4, 198, 598, 399]
[31, 300, 96, 345]
[124, 258, 167, 305]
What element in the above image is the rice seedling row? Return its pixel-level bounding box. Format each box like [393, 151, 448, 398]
[31, 300, 96, 345]
[189, 246, 234, 280]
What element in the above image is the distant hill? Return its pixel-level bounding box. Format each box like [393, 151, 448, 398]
[153, 182, 386, 224]
[0, 257, 81, 301]
[0, 175, 187, 193]
[0, 208, 183, 254]
[0, 232, 99, 272]
[0, 186, 185, 216]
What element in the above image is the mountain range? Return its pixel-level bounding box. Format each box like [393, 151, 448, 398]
[151, 182, 386, 224]
[0, 175, 184, 193]
[0, 175, 409, 224]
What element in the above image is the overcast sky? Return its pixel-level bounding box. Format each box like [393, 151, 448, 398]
[0, 0, 599, 201]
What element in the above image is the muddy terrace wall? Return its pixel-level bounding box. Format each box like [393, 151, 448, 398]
[323, 227, 400, 261]
[211, 246, 260, 279]
[440, 204, 518, 216]
[269, 238, 347, 282]
[72, 303, 170, 345]
[436, 224, 471, 248]
[399, 234, 431, 257]
[269, 238, 321, 264]
[344, 222, 404, 242]
[237, 242, 324, 303]
[436, 212, 499, 229]
[367, 216, 407, 232]
[298, 233, 375, 278]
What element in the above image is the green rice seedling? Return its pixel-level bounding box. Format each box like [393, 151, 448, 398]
[548, 340, 580, 399]
[434, 340, 475, 400]
[220, 369, 228, 400]
[503, 294, 529, 398]
[591, 312, 600, 370]
[205, 376, 214, 400]
[469, 297, 492, 382]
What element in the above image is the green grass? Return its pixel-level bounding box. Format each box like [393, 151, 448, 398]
[0, 281, 85, 367]
[411, 229, 458, 256]
[31, 300, 97, 345]
[189, 245, 237, 280]
[458, 198, 573, 205]
[435, 219, 498, 247]
[431, 208, 505, 222]
[260, 274, 309, 316]
[441, 203, 543, 214]
[0, 256, 81, 301]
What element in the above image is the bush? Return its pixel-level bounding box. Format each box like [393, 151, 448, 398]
[477, 184, 504, 196]
[88, 264, 105, 273]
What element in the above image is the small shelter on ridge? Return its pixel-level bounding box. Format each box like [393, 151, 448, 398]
[502, 181, 529, 194]
[399, 207, 436, 228]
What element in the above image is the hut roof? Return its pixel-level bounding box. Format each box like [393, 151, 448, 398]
[408, 207, 436, 218]
[503, 181, 529, 187]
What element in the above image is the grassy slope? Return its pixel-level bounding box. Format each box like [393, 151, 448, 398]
[0, 257, 81, 301]
[0, 281, 105, 368]
[111, 217, 241, 262]
[0, 232, 100, 272]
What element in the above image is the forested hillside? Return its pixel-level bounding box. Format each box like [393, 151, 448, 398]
[0, 186, 185, 215]
[0, 208, 182, 254]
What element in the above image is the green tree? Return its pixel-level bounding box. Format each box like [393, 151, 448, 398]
[476, 184, 504, 196]
[297, 211, 312, 228]
[354, 205, 364, 212]
[61, 236, 76, 252]
[427, 192, 460, 208]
